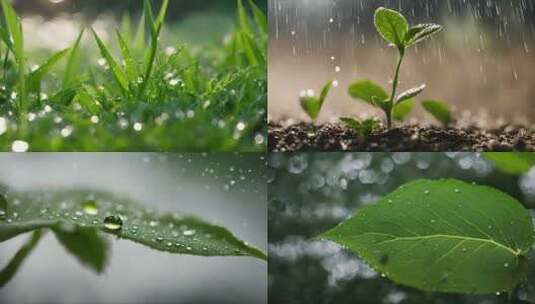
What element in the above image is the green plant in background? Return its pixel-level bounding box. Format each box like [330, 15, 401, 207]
[348, 7, 442, 128]
[0, 185, 266, 287]
[299, 81, 332, 122]
[317, 179, 533, 296]
[340, 117, 379, 139]
[422, 99, 452, 126]
[0, 0, 267, 151]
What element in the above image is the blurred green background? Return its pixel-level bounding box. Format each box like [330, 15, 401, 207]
[13, 0, 267, 19]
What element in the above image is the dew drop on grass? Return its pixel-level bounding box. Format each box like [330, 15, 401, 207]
[0, 117, 7, 135]
[183, 229, 196, 236]
[82, 200, 99, 215]
[133, 122, 143, 132]
[103, 215, 123, 231]
[11, 140, 29, 152]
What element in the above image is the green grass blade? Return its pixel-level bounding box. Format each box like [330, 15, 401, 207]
[0, 26, 13, 53]
[2, 0, 27, 116]
[238, 31, 263, 66]
[75, 86, 101, 114]
[116, 30, 138, 82]
[28, 48, 69, 93]
[139, 0, 161, 97]
[155, 0, 169, 32]
[134, 12, 146, 52]
[1, 0, 23, 61]
[237, 0, 252, 36]
[63, 30, 84, 89]
[91, 28, 129, 97]
[144, 0, 157, 37]
[120, 13, 132, 44]
[247, 0, 267, 34]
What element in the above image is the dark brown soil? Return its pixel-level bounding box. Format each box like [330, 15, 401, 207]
[269, 122, 535, 152]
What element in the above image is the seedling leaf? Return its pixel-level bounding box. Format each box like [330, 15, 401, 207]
[0, 187, 266, 261]
[340, 117, 379, 138]
[392, 99, 414, 122]
[319, 81, 332, 106]
[300, 97, 321, 120]
[300, 81, 332, 121]
[374, 7, 409, 48]
[348, 80, 388, 105]
[422, 99, 451, 126]
[318, 179, 533, 294]
[396, 84, 425, 104]
[405, 23, 443, 47]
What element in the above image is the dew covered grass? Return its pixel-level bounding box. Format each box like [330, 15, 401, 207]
[0, 0, 267, 151]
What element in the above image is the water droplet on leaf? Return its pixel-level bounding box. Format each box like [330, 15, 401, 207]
[83, 200, 99, 215]
[103, 215, 123, 231]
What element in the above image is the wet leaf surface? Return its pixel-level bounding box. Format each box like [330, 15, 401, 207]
[0, 187, 266, 261]
[318, 179, 533, 294]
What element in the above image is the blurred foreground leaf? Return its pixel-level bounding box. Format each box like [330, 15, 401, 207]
[0, 230, 43, 288]
[318, 179, 533, 294]
[484, 152, 535, 175]
[0, 188, 266, 261]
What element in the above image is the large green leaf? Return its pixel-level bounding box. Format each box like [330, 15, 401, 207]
[374, 7, 409, 47]
[483, 153, 535, 175]
[0, 188, 266, 261]
[318, 179, 533, 294]
[348, 80, 388, 105]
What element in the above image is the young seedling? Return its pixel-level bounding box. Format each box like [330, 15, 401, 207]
[340, 117, 379, 139]
[421, 99, 452, 126]
[348, 7, 442, 128]
[299, 81, 332, 122]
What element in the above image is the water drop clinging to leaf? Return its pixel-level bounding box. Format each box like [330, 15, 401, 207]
[103, 215, 123, 231]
